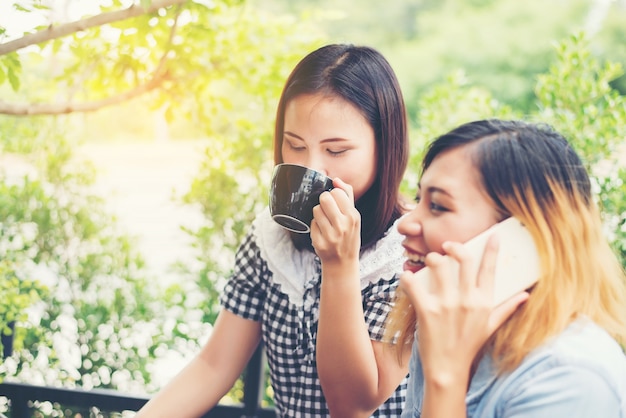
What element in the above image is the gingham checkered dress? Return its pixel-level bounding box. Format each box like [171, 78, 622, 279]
[220, 208, 408, 417]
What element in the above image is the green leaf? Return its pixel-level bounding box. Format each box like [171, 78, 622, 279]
[5, 52, 21, 70]
[7, 67, 20, 91]
[13, 4, 31, 12]
[32, 3, 51, 11]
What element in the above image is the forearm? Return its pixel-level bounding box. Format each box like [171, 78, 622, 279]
[316, 262, 382, 416]
[136, 310, 261, 418]
[135, 354, 237, 418]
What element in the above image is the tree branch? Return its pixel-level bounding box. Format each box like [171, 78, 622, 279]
[0, 75, 166, 115]
[0, 3, 185, 116]
[0, 0, 188, 56]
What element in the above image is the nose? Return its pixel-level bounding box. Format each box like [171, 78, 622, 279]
[304, 154, 328, 176]
[398, 206, 422, 237]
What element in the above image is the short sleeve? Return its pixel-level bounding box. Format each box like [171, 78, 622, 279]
[501, 364, 625, 418]
[362, 273, 400, 341]
[220, 230, 269, 322]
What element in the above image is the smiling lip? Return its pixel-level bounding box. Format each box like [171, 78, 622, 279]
[402, 246, 426, 273]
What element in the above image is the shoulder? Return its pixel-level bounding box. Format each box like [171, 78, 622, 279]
[528, 319, 626, 379]
[495, 320, 626, 416]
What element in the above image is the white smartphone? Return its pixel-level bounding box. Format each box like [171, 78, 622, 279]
[414, 217, 541, 307]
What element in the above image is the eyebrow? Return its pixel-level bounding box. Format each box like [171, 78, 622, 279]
[284, 131, 351, 144]
[284, 131, 304, 141]
[418, 184, 454, 198]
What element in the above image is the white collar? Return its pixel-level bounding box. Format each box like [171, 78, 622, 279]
[253, 207, 405, 307]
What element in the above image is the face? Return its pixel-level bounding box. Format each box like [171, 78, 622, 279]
[398, 145, 501, 273]
[281, 93, 377, 201]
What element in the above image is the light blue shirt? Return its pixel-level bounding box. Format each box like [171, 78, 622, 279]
[402, 319, 626, 418]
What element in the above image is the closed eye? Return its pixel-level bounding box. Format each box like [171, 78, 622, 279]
[285, 138, 305, 151]
[327, 148, 347, 156]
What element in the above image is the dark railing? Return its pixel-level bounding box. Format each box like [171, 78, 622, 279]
[0, 345, 276, 418]
[1, 322, 14, 361]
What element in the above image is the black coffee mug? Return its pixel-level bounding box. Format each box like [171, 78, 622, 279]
[269, 163, 334, 233]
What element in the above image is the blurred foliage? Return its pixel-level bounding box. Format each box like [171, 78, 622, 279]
[401, 69, 516, 195]
[0, 249, 47, 370]
[407, 33, 626, 268]
[1, 0, 625, 415]
[0, 0, 324, 407]
[264, 0, 626, 120]
[534, 33, 626, 264]
[0, 122, 191, 392]
[387, 0, 594, 115]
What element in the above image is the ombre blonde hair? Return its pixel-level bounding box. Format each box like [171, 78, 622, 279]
[386, 119, 626, 372]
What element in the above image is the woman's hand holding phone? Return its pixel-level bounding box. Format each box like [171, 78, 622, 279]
[401, 235, 530, 384]
[399, 218, 536, 384]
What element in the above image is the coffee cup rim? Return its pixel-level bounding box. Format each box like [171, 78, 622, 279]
[274, 163, 331, 178]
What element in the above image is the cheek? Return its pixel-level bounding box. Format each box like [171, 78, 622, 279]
[280, 146, 300, 165]
[346, 173, 374, 202]
[429, 218, 498, 254]
[422, 217, 473, 254]
[423, 226, 447, 254]
[350, 159, 377, 200]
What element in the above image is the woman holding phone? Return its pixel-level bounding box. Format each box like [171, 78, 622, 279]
[386, 119, 626, 418]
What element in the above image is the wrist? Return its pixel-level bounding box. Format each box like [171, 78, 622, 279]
[321, 258, 358, 276]
[424, 368, 470, 392]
